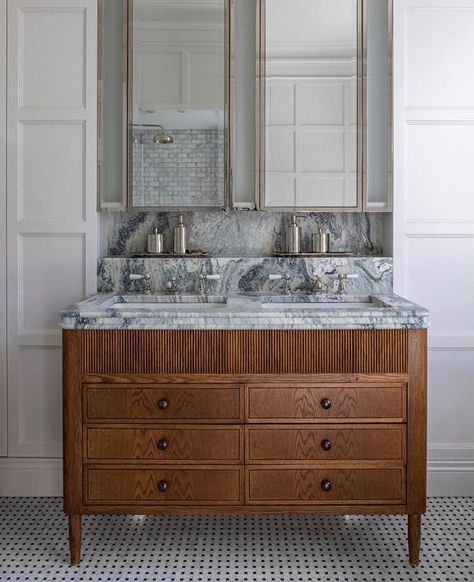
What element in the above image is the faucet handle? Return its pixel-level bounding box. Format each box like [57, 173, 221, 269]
[129, 272, 152, 295]
[312, 275, 324, 293]
[197, 273, 221, 295]
[335, 272, 359, 294]
[165, 276, 179, 295]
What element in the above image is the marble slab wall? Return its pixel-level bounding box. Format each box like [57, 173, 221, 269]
[100, 211, 385, 257]
[98, 256, 393, 295]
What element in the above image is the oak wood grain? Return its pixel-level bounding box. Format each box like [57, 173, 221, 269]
[246, 425, 405, 463]
[85, 467, 242, 505]
[85, 425, 243, 463]
[63, 331, 83, 515]
[84, 384, 243, 422]
[247, 467, 405, 505]
[79, 504, 408, 516]
[247, 384, 406, 423]
[81, 330, 408, 375]
[407, 330, 427, 515]
[408, 514, 422, 566]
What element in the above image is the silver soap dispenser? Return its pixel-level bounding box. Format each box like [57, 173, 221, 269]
[287, 214, 301, 254]
[173, 214, 187, 255]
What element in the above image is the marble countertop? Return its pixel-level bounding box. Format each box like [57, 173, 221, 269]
[60, 292, 430, 330]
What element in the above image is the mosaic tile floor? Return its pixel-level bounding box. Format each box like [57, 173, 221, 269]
[0, 497, 473, 582]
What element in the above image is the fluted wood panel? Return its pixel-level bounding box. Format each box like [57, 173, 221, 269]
[81, 330, 408, 375]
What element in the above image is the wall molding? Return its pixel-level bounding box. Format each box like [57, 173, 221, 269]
[428, 461, 474, 497]
[0, 458, 63, 496]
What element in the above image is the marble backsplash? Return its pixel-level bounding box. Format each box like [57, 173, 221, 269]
[99, 211, 385, 257]
[98, 256, 393, 295]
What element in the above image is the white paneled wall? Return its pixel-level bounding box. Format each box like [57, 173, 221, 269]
[0, 2, 7, 457]
[0, 0, 97, 492]
[394, 0, 474, 495]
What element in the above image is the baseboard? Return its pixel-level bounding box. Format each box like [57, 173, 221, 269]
[427, 461, 474, 497]
[0, 458, 63, 496]
[0, 458, 473, 497]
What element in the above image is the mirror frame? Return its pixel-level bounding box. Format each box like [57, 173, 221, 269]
[255, 0, 393, 212]
[125, 0, 234, 211]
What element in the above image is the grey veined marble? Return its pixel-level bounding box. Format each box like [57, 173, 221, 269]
[99, 211, 385, 257]
[98, 256, 393, 295]
[60, 292, 430, 330]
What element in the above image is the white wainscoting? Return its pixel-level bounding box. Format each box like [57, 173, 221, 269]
[394, 0, 474, 495]
[4, 0, 97, 475]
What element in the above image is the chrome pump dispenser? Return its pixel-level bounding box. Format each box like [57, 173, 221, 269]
[287, 214, 301, 254]
[173, 215, 187, 255]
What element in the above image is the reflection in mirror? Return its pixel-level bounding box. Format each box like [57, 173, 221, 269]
[259, 0, 361, 210]
[129, 0, 229, 209]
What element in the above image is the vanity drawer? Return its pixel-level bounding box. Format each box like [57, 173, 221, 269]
[247, 467, 405, 505]
[85, 467, 242, 505]
[246, 425, 405, 464]
[247, 384, 406, 423]
[85, 426, 243, 463]
[84, 384, 243, 422]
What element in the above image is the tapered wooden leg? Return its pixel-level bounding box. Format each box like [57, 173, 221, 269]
[408, 514, 422, 566]
[68, 515, 82, 566]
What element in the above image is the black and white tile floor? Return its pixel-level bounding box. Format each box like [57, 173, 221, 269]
[0, 497, 473, 582]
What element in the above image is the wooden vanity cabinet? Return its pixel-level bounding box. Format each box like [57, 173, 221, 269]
[63, 329, 427, 566]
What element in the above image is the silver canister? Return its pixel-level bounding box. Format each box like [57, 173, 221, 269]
[147, 228, 164, 254]
[173, 214, 187, 255]
[312, 230, 330, 253]
[287, 214, 301, 254]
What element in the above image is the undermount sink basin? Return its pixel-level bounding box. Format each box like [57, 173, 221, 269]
[260, 295, 378, 310]
[108, 295, 228, 310]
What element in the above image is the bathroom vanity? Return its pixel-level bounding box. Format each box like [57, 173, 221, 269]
[61, 292, 428, 567]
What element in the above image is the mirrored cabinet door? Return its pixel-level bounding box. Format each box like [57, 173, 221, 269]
[129, 0, 231, 210]
[257, 0, 392, 212]
[98, 0, 232, 211]
[257, 0, 362, 211]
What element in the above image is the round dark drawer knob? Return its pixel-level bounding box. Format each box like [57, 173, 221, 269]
[320, 398, 332, 410]
[320, 439, 332, 451]
[157, 399, 169, 411]
[321, 479, 332, 492]
[158, 480, 168, 493]
[157, 439, 168, 451]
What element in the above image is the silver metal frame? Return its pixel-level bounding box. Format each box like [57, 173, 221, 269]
[97, 0, 129, 211]
[256, 0, 393, 213]
[126, 0, 233, 212]
[361, 0, 393, 212]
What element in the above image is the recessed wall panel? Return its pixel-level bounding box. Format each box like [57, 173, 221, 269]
[20, 235, 85, 333]
[404, 236, 474, 334]
[20, 121, 85, 221]
[301, 130, 345, 172]
[406, 123, 474, 221]
[20, 8, 85, 109]
[406, 8, 474, 108]
[17, 347, 62, 456]
[299, 83, 344, 125]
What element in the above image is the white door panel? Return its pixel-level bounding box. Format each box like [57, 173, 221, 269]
[7, 0, 97, 458]
[394, 0, 474, 495]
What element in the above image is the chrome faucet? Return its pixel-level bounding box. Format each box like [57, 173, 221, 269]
[129, 272, 152, 295]
[269, 273, 291, 295]
[312, 276, 324, 293]
[335, 273, 359, 295]
[164, 277, 179, 295]
[197, 274, 221, 295]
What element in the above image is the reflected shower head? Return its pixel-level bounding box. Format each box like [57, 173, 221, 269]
[153, 125, 174, 145]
